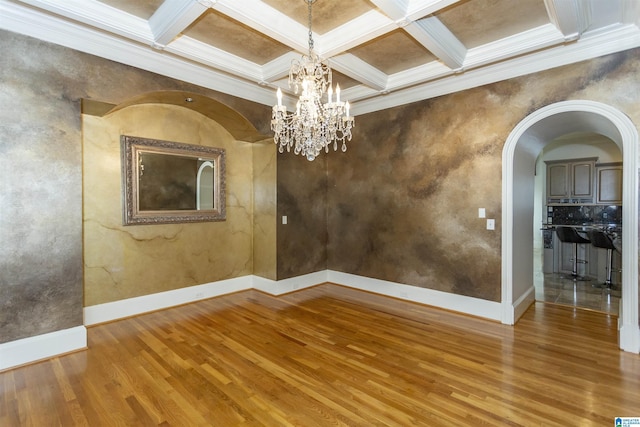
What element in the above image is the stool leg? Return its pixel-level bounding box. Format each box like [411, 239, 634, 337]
[604, 248, 613, 289]
[567, 242, 589, 281]
[571, 243, 579, 277]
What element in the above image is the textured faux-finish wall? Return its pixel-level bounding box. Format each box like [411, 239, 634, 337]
[276, 151, 328, 280]
[83, 104, 255, 306]
[327, 48, 640, 302]
[0, 29, 270, 343]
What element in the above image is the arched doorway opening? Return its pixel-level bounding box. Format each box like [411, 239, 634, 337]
[501, 100, 639, 353]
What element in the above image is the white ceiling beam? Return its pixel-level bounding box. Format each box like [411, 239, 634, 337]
[544, 0, 591, 41]
[405, 0, 463, 21]
[261, 52, 301, 84]
[315, 10, 396, 58]
[370, 0, 463, 23]
[368, 0, 409, 21]
[149, 0, 212, 47]
[211, 0, 309, 53]
[166, 36, 264, 82]
[464, 24, 565, 69]
[407, 16, 466, 70]
[15, 0, 153, 43]
[329, 54, 388, 91]
[353, 23, 640, 116]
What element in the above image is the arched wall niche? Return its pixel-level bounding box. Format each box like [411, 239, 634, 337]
[502, 100, 639, 354]
[82, 90, 271, 143]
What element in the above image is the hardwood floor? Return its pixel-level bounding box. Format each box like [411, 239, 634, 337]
[1, 283, 639, 426]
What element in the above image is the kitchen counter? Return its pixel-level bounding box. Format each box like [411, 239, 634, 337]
[541, 223, 622, 277]
[541, 223, 621, 232]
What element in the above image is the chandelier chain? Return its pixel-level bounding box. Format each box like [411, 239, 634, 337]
[307, 0, 314, 53]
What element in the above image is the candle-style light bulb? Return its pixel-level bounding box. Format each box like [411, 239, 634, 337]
[327, 86, 333, 103]
[276, 87, 282, 107]
[336, 84, 341, 103]
[296, 100, 301, 116]
[345, 101, 350, 117]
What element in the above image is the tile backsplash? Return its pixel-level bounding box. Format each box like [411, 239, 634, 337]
[547, 205, 621, 225]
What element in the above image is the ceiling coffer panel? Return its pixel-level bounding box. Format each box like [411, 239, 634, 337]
[435, 0, 551, 49]
[263, 0, 374, 35]
[183, 9, 291, 65]
[349, 29, 437, 75]
[97, 0, 163, 20]
[6, 0, 637, 115]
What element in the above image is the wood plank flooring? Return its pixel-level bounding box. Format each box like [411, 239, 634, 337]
[1, 283, 639, 426]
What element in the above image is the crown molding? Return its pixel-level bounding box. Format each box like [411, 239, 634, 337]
[352, 23, 640, 116]
[3, 0, 640, 118]
[0, 0, 276, 106]
[18, 0, 153, 43]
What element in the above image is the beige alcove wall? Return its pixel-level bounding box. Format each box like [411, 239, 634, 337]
[82, 91, 276, 306]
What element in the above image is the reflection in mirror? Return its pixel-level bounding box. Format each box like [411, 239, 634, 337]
[121, 135, 226, 225]
[197, 161, 214, 210]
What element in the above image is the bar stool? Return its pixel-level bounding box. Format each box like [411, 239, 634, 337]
[587, 229, 619, 290]
[555, 226, 591, 280]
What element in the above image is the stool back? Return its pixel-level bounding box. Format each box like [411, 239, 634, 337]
[555, 226, 591, 244]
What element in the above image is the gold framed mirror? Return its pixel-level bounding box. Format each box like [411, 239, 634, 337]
[121, 135, 226, 225]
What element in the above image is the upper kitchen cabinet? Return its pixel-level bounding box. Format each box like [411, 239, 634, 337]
[595, 162, 623, 204]
[545, 158, 597, 204]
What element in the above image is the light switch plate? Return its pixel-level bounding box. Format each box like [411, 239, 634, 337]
[478, 208, 486, 218]
[282, 215, 287, 225]
[487, 219, 495, 230]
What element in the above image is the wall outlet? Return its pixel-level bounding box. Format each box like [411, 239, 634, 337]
[478, 208, 486, 218]
[282, 215, 288, 225]
[195, 292, 204, 299]
[487, 219, 495, 230]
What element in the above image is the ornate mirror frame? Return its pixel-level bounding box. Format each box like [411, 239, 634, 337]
[121, 135, 226, 225]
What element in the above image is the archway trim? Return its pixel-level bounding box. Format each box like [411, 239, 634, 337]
[502, 100, 639, 353]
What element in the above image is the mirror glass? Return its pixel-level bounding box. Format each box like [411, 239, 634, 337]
[121, 135, 226, 225]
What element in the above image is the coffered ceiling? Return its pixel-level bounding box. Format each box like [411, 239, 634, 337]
[2, 0, 640, 115]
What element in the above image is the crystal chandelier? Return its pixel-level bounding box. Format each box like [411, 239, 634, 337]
[271, 0, 355, 161]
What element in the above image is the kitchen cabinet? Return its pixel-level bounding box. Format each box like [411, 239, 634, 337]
[545, 158, 597, 204]
[596, 162, 622, 204]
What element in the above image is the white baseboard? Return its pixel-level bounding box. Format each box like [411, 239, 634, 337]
[327, 270, 502, 321]
[84, 276, 253, 326]
[0, 326, 87, 371]
[253, 271, 328, 295]
[619, 323, 640, 354]
[513, 285, 536, 323]
[3, 271, 504, 371]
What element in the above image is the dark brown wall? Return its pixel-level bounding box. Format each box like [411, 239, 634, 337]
[0, 29, 269, 343]
[276, 151, 328, 279]
[327, 49, 640, 302]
